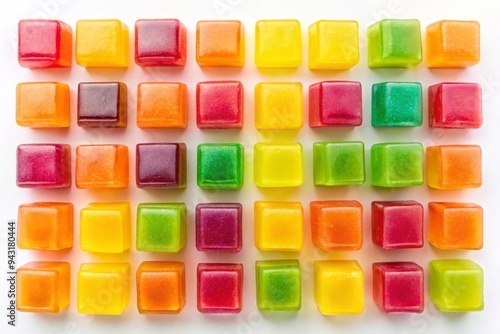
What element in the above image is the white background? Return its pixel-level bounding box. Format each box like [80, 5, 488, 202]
[1, 0, 499, 333]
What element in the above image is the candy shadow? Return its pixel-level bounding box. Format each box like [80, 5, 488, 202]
[368, 68, 414, 81]
[257, 68, 299, 78]
[199, 67, 244, 79]
[256, 129, 301, 142]
[257, 187, 300, 201]
[310, 127, 357, 141]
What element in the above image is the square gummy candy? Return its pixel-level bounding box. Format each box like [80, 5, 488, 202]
[136, 143, 187, 188]
[254, 201, 303, 251]
[136, 261, 185, 314]
[197, 143, 244, 189]
[370, 142, 424, 187]
[196, 20, 244, 67]
[314, 260, 364, 315]
[253, 142, 303, 187]
[426, 20, 480, 68]
[428, 82, 482, 128]
[196, 203, 242, 252]
[197, 263, 243, 313]
[76, 19, 129, 68]
[137, 82, 188, 128]
[313, 141, 365, 186]
[77, 262, 130, 315]
[76, 144, 129, 189]
[18, 202, 73, 251]
[309, 81, 362, 127]
[430, 259, 483, 312]
[17, 144, 71, 188]
[367, 19, 422, 68]
[371, 201, 424, 249]
[18, 19, 72, 68]
[17, 262, 70, 313]
[16, 82, 70, 128]
[78, 82, 127, 128]
[197, 81, 243, 129]
[371, 82, 423, 127]
[136, 203, 187, 252]
[310, 200, 363, 251]
[255, 20, 302, 68]
[372, 262, 424, 313]
[256, 260, 301, 312]
[428, 202, 483, 250]
[135, 19, 186, 67]
[426, 145, 482, 189]
[308, 20, 359, 70]
[80, 203, 131, 253]
[255, 82, 303, 130]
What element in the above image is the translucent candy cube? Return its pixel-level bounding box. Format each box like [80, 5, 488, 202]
[77, 262, 130, 315]
[255, 20, 302, 68]
[367, 19, 422, 68]
[76, 19, 129, 68]
[17, 262, 70, 313]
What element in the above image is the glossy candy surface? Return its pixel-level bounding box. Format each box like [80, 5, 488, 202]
[428, 83, 482, 128]
[373, 262, 424, 313]
[426, 145, 482, 189]
[314, 260, 364, 315]
[371, 201, 424, 249]
[428, 202, 483, 250]
[17, 144, 71, 188]
[136, 143, 186, 188]
[197, 81, 243, 129]
[308, 20, 359, 69]
[196, 203, 242, 252]
[368, 19, 422, 68]
[255, 82, 303, 130]
[254, 201, 303, 251]
[309, 81, 362, 127]
[197, 144, 244, 189]
[78, 82, 127, 127]
[17, 262, 70, 313]
[197, 263, 243, 313]
[196, 20, 244, 67]
[76, 19, 128, 67]
[426, 20, 480, 68]
[135, 19, 186, 66]
[136, 203, 186, 252]
[370, 142, 424, 187]
[310, 201, 363, 251]
[313, 141, 365, 186]
[137, 82, 188, 128]
[430, 259, 484, 312]
[136, 261, 185, 314]
[256, 260, 301, 312]
[372, 82, 422, 127]
[18, 202, 73, 250]
[76, 144, 129, 189]
[18, 19, 72, 68]
[80, 202, 131, 253]
[16, 82, 70, 128]
[77, 262, 130, 315]
[255, 20, 301, 68]
[254, 142, 303, 187]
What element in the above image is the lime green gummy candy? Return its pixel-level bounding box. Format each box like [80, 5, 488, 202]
[313, 141, 365, 186]
[430, 259, 484, 312]
[370, 142, 423, 187]
[136, 203, 186, 252]
[256, 260, 301, 312]
[367, 19, 422, 68]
